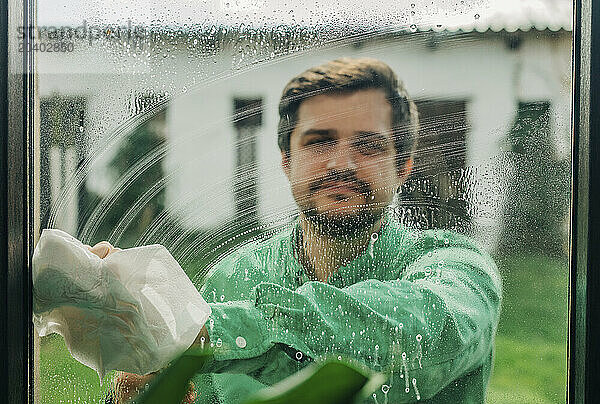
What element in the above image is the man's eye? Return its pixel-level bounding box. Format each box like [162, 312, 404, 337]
[306, 138, 333, 147]
[355, 141, 386, 155]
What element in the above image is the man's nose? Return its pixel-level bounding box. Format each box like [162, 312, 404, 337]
[325, 141, 357, 171]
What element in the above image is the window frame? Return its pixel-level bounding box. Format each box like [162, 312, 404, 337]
[1, 0, 36, 402]
[0, 0, 596, 402]
[568, 0, 600, 401]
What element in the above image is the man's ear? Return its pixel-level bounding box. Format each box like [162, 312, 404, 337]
[281, 150, 291, 178]
[399, 157, 413, 182]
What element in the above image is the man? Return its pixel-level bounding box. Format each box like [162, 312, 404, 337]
[107, 57, 501, 403]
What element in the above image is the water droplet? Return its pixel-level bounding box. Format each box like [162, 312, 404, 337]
[295, 351, 303, 360]
[235, 336, 247, 348]
[401, 351, 410, 390]
[416, 335, 423, 368]
[410, 24, 417, 32]
[474, 13, 480, 20]
[369, 234, 375, 257]
[215, 338, 222, 347]
[412, 378, 421, 400]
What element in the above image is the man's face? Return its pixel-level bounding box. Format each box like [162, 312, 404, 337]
[282, 88, 411, 238]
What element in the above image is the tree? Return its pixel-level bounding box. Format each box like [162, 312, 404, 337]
[497, 102, 570, 258]
[93, 109, 167, 248]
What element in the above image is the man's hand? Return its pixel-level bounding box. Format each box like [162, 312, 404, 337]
[113, 371, 197, 404]
[87, 241, 121, 259]
[113, 371, 156, 403]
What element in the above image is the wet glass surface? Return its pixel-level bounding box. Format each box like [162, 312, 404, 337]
[34, 0, 571, 402]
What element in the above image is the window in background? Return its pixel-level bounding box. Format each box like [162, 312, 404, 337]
[399, 99, 469, 231]
[233, 97, 263, 228]
[39, 95, 86, 233]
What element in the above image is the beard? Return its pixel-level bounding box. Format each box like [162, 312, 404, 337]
[299, 169, 385, 239]
[302, 203, 384, 239]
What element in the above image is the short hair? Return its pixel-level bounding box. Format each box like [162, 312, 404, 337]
[277, 57, 419, 171]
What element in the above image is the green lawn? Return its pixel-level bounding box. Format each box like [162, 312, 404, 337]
[486, 255, 568, 404]
[38, 254, 569, 403]
[39, 333, 112, 402]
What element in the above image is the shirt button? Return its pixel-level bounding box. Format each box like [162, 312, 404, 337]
[235, 336, 247, 348]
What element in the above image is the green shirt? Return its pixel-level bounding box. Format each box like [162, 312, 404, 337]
[194, 211, 502, 403]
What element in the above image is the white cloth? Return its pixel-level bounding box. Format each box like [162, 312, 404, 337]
[32, 229, 211, 380]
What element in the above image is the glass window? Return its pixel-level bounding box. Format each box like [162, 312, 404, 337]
[32, 1, 572, 402]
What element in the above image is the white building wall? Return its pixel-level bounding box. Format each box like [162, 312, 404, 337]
[37, 31, 572, 250]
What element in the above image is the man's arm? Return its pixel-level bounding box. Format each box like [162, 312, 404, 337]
[202, 231, 502, 402]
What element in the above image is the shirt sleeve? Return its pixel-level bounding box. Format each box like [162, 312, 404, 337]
[201, 231, 502, 402]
